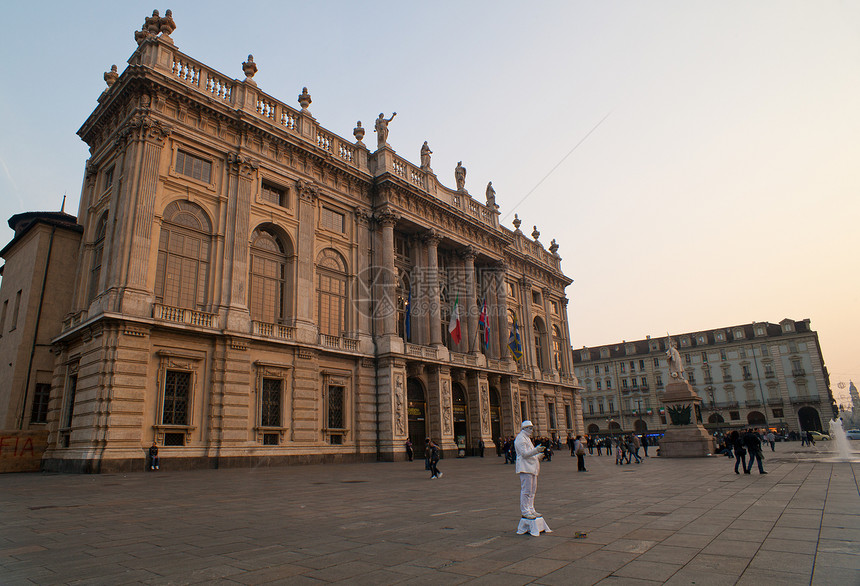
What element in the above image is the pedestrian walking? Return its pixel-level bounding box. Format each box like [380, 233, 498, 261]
[765, 431, 775, 452]
[405, 438, 414, 461]
[478, 438, 485, 458]
[427, 439, 442, 479]
[641, 435, 649, 457]
[743, 428, 767, 474]
[730, 430, 746, 474]
[574, 435, 587, 471]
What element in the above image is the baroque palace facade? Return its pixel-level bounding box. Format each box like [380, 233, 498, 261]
[572, 319, 836, 437]
[0, 14, 580, 472]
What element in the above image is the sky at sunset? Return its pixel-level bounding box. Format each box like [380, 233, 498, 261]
[1, 1, 857, 405]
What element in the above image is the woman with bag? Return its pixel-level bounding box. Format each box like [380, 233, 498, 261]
[730, 430, 746, 474]
[574, 435, 587, 472]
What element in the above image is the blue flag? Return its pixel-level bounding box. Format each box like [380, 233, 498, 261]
[508, 316, 522, 361]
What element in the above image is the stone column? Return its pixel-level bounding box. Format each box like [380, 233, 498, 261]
[559, 297, 573, 376]
[220, 153, 257, 332]
[501, 375, 521, 435]
[542, 287, 555, 375]
[293, 180, 318, 343]
[495, 261, 510, 361]
[485, 270, 500, 359]
[427, 365, 455, 453]
[423, 230, 443, 347]
[520, 278, 535, 370]
[376, 208, 398, 337]
[462, 246, 478, 354]
[355, 208, 373, 349]
[116, 114, 172, 316]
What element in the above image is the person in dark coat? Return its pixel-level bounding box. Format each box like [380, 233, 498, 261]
[743, 428, 767, 474]
[730, 430, 746, 474]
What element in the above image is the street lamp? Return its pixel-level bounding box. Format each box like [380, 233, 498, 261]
[635, 399, 644, 432]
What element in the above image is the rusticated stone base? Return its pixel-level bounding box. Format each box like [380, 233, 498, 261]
[659, 426, 715, 458]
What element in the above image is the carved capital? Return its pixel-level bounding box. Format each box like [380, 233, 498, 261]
[227, 152, 259, 177]
[118, 114, 172, 146]
[422, 228, 441, 246]
[520, 277, 532, 288]
[542, 286, 551, 297]
[295, 178, 319, 203]
[85, 160, 98, 186]
[459, 245, 476, 261]
[354, 207, 372, 226]
[375, 207, 398, 228]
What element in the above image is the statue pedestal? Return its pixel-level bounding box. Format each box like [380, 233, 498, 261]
[517, 516, 551, 536]
[659, 380, 715, 458]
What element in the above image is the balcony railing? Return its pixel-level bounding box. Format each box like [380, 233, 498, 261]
[766, 398, 784, 406]
[450, 351, 478, 366]
[743, 373, 753, 381]
[153, 303, 218, 328]
[790, 395, 819, 404]
[319, 334, 359, 352]
[252, 321, 294, 341]
[792, 369, 806, 377]
[405, 343, 438, 360]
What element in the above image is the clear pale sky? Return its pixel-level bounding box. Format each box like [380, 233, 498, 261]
[1, 2, 857, 405]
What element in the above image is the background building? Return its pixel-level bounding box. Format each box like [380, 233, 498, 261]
[0, 14, 580, 472]
[573, 319, 836, 437]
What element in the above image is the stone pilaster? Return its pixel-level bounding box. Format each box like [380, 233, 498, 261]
[423, 230, 443, 347]
[116, 114, 172, 316]
[294, 179, 318, 343]
[461, 247, 479, 354]
[375, 208, 399, 349]
[495, 260, 510, 361]
[220, 153, 257, 332]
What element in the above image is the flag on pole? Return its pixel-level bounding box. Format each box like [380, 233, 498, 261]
[404, 289, 411, 341]
[508, 316, 522, 361]
[448, 295, 461, 344]
[478, 299, 489, 349]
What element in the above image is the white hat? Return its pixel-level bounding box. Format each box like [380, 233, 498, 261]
[521, 420, 534, 428]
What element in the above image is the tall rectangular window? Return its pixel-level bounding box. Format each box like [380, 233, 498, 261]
[64, 375, 78, 429]
[547, 402, 556, 429]
[11, 290, 22, 331]
[596, 380, 602, 390]
[0, 299, 7, 334]
[175, 150, 212, 183]
[30, 383, 51, 424]
[565, 404, 573, 429]
[162, 370, 191, 425]
[261, 378, 282, 427]
[521, 401, 527, 420]
[328, 385, 345, 429]
[103, 166, 114, 191]
[608, 399, 614, 412]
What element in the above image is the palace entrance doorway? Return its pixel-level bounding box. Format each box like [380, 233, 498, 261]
[452, 383, 469, 452]
[407, 378, 427, 457]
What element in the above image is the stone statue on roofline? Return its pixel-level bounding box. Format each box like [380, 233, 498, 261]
[375, 112, 396, 148]
[455, 161, 466, 192]
[135, 9, 177, 45]
[160, 9, 176, 36]
[420, 141, 432, 170]
[486, 181, 496, 207]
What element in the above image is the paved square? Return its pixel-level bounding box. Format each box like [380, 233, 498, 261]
[0, 444, 857, 584]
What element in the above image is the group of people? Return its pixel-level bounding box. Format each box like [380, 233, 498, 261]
[718, 428, 768, 474]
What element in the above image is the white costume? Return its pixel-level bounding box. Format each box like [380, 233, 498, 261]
[515, 421, 545, 518]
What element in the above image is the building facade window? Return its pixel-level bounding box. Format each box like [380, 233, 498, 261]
[88, 213, 108, 303]
[162, 370, 191, 426]
[565, 404, 573, 429]
[261, 181, 288, 207]
[261, 378, 282, 427]
[30, 383, 51, 424]
[320, 207, 345, 233]
[155, 201, 212, 310]
[547, 402, 556, 429]
[175, 149, 212, 183]
[249, 228, 291, 324]
[317, 249, 347, 336]
[11, 290, 22, 331]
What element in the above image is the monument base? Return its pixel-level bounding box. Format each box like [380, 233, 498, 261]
[517, 516, 551, 536]
[659, 425, 715, 457]
[659, 379, 715, 458]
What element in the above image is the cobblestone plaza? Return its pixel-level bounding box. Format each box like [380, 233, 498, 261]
[1, 444, 858, 584]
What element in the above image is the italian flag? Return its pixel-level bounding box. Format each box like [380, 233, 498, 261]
[448, 295, 461, 345]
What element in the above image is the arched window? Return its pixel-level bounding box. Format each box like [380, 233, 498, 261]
[552, 325, 564, 373]
[249, 227, 291, 324]
[397, 269, 411, 341]
[533, 317, 547, 371]
[317, 249, 347, 336]
[155, 201, 212, 310]
[88, 213, 108, 303]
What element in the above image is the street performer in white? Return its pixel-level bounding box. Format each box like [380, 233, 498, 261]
[515, 420, 546, 519]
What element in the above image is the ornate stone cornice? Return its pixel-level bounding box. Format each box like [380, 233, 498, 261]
[227, 152, 259, 177]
